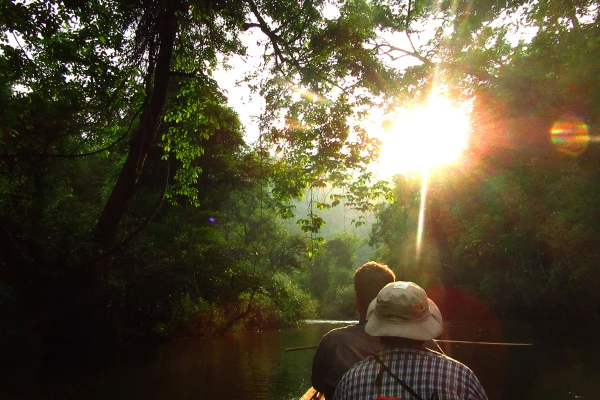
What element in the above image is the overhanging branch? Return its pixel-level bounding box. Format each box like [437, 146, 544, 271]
[246, 0, 287, 66]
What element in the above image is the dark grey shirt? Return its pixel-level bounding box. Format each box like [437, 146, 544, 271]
[311, 323, 384, 399]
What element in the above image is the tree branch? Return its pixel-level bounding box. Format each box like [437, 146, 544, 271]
[170, 70, 198, 78]
[0, 102, 144, 159]
[374, 41, 432, 65]
[246, 0, 287, 66]
[241, 22, 261, 31]
[88, 161, 170, 264]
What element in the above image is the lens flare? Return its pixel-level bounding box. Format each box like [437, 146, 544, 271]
[550, 115, 589, 156]
[416, 170, 429, 262]
[373, 96, 470, 177]
[275, 77, 331, 104]
[285, 118, 310, 130]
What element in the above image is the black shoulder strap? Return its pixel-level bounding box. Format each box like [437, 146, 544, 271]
[372, 353, 427, 400]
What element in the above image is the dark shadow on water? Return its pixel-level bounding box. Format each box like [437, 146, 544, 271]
[1, 319, 599, 400]
[438, 320, 600, 400]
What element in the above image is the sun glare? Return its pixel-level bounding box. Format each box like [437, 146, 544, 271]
[372, 96, 471, 177]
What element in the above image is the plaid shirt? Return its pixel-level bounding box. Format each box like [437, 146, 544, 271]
[333, 346, 488, 400]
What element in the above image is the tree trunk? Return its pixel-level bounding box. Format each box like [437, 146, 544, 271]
[93, 4, 180, 244]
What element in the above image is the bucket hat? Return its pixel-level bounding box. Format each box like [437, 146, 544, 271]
[365, 281, 443, 340]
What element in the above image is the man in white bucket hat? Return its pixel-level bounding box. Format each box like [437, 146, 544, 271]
[333, 281, 488, 400]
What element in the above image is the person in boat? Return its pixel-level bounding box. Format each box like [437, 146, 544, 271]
[311, 261, 396, 400]
[333, 281, 488, 400]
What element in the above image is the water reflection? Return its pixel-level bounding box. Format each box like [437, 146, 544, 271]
[140, 324, 335, 400]
[20, 320, 600, 400]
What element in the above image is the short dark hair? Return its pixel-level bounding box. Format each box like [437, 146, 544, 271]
[354, 261, 395, 312]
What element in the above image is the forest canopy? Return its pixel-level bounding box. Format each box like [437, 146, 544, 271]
[1, 0, 599, 371]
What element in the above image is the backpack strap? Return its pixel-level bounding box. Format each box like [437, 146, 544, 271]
[372, 353, 432, 400]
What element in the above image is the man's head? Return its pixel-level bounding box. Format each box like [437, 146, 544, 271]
[365, 281, 443, 340]
[354, 261, 396, 315]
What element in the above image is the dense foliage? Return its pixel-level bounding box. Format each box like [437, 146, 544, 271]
[0, 0, 396, 370]
[1, 0, 599, 382]
[369, 0, 600, 324]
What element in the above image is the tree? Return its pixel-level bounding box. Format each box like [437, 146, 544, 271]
[3, 0, 600, 368]
[88, 0, 413, 244]
[368, 0, 600, 323]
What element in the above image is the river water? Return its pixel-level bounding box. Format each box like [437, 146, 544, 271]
[13, 320, 600, 399]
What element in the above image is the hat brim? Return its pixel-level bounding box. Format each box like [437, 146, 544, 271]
[365, 298, 443, 340]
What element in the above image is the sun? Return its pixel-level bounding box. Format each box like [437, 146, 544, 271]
[371, 96, 471, 177]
